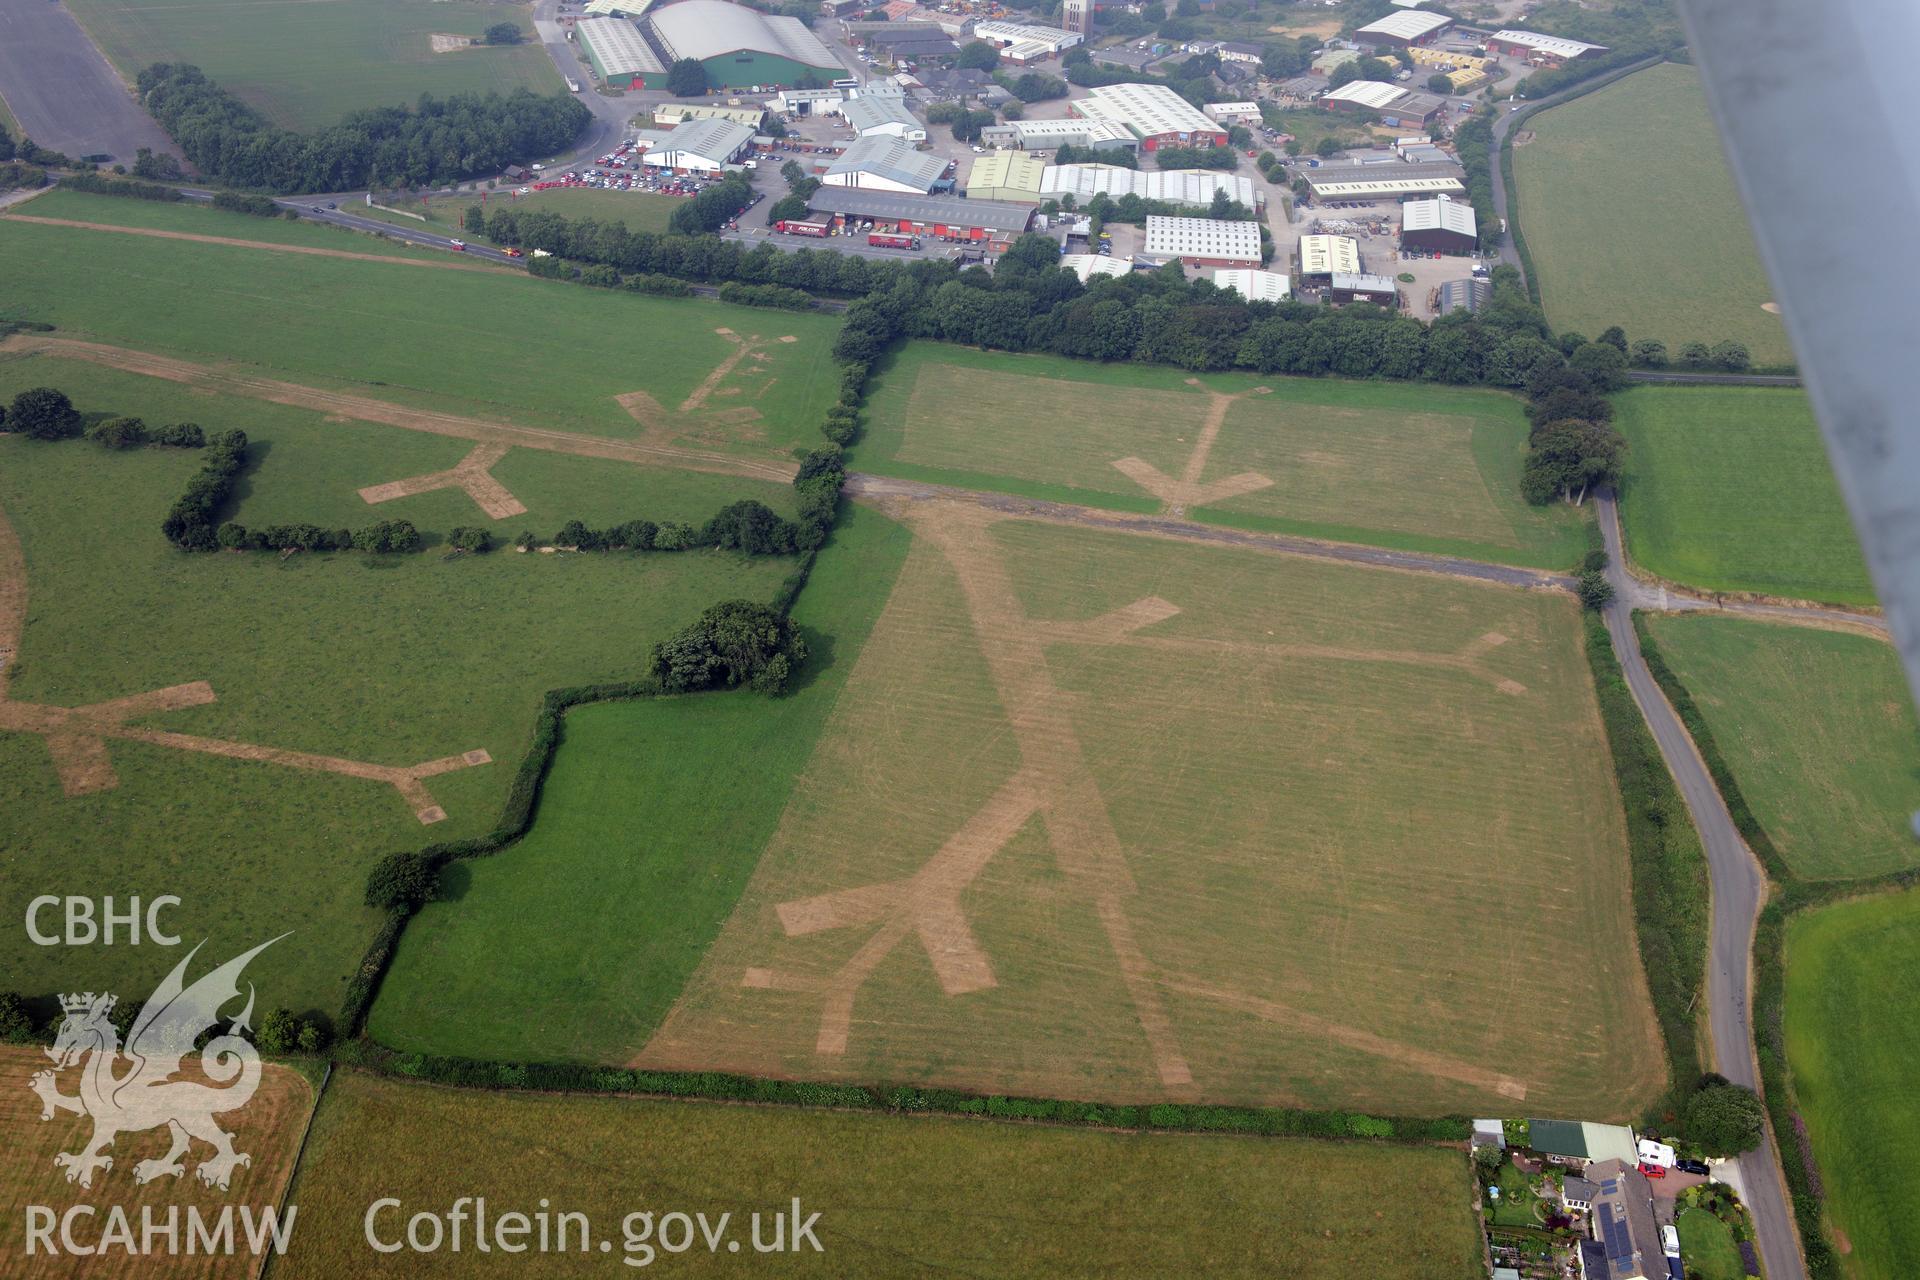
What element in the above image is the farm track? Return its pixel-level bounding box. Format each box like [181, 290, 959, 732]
[0, 335, 800, 487]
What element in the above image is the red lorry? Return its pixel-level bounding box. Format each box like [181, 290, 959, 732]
[867, 231, 921, 250]
[775, 219, 831, 237]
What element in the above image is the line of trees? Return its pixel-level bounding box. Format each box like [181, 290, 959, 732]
[162, 428, 250, 550]
[136, 63, 590, 194]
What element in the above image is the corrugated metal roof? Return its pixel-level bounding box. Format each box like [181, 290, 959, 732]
[805, 187, 1036, 233]
[1304, 160, 1467, 196]
[1403, 194, 1476, 235]
[1490, 29, 1608, 59]
[1040, 163, 1257, 207]
[1213, 268, 1290, 300]
[583, 0, 657, 16]
[648, 0, 841, 69]
[1077, 82, 1221, 140]
[1354, 9, 1452, 40]
[1323, 80, 1406, 109]
[1331, 272, 1398, 293]
[842, 92, 922, 135]
[1143, 215, 1261, 259]
[577, 17, 666, 77]
[826, 135, 945, 190]
[1298, 233, 1359, 275]
[646, 117, 755, 164]
[967, 150, 1047, 195]
[1060, 253, 1133, 280]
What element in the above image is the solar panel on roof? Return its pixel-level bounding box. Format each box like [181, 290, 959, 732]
[1602, 1210, 1634, 1261]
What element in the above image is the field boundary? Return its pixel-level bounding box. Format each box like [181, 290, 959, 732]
[0, 213, 516, 273]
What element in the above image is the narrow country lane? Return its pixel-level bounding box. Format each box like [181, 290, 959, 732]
[1598, 493, 1807, 1280]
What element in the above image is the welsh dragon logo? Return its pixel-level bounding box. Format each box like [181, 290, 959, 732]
[28, 936, 285, 1191]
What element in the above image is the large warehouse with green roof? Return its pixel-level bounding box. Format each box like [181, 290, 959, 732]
[644, 0, 845, 89]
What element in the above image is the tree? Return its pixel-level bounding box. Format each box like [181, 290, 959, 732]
[1678, 340, 1711, 367]
[1597, 324, 1628, 353]
[1354, 56, 1392, 82]
[88, 416, 149, 449]
[364, 851, 438, 911]
[955, 41, 1001, 71]
[950, 109, 994, 143]
[1576, 569, 1614, 610]
[6, 387, 82, 440]
[1427, 73, 1454, 93]
[1684, 1081, 1766, 1156]
[1314, 136, 1341, 158]
[353, 519, 420, 553]
[1570, 339, 1630, 392]
[1522, 419, 1626, 505]
[256, 1008, 300, 1053]
[131, 147, 181, 180]
[463, 204, 486, 235]
[1710, 339, 1751, 372]
[666, 57, 709, 97]
[1630, 337, 1668, 367]
[483, 22, 522, 44]
[448, 526, 492, 553]
[651, 600, 808, 695]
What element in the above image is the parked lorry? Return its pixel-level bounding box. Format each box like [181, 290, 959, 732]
[776, 219, 832, 237]
[868, 232, 920, 250]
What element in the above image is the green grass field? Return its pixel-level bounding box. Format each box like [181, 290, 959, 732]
[370, 505, 913, 1062]
[1785, 888, 1920, 1280]
[1513, 62, 1791, 367]
[1615, 385, 1873, 604]
[856, 344, 1589, 569]
[640, 507, 1664, 1117]
[1642, 615, 1920, 880]
[0, 214, 844, 458]
[65, 0, 562, 130]
[12, 188, 452, 260]
[277, 1069, 1485, 1278]
[0, 354, 798, 1023]
[1677, 1207, 1745, 1280]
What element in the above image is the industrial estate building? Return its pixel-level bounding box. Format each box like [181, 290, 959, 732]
[965, 150, 1047, 202]
[1437, 277, 1492, 314]
[980, 117, 1138, 152]
[1203, 101, 1262, 126]
[1401, 194, 1477, 252]
[1142, 215, 1262, 268]
[1352, 9, 1453, 46]
[1303, 160, 1467, 200]
[838, 87, 927, 142]
[576, 17, 667, 89]
[1060, 253, 1132, 281]
[804, 188, 1035, 249]
[639, 117, 756, 173]
[823, 135, 946, 193]
[972, 19, 1082, 62]
[583, 0, 656, 16]
[1321, 80, 1446, 126]
[1297, 233, 1361, 280]
[645, 0, 843, 89]
[1486, 30, 1608, 68]
[1069, 83, 1228, 151]
[1212, 268, 1291, 302]
[1038, 164, 1258, 208]
[1329, 273, 1398, 305]
[654, 102, 767, 129]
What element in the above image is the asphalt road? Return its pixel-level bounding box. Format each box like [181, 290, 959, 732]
[1598, 493, 1807, 1280]
[0, 0, 180, 163]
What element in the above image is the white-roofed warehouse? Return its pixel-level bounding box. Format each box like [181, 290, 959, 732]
[644, 0, 845, 89]
[1040, 164, 1259, 208]
[639, 117, 756, 173]
[1213, 269, 1291, 301]
[823, 136, 946, 193]
[1401, 194, 1477, 253]
[1142, 215, 1262, 267]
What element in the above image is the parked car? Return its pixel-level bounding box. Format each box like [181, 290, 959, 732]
[1675, 1159, 1710, 1176]
[1638, 1162, 1667, 1179]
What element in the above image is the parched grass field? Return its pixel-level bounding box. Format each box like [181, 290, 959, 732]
[1512, 63, 1791, 367]
[11, 188, 456, 261]
[1615, 386, 1873, 605]
[374, 186, 687, 237]
[277, 1069, 1485, 1278]
[65, 0, 561, 130]
[856, 345, 1588, 569]
[0, 355, 799, 1022]
[1642, 615, 1920, 880]
[638, 505, 1665, 1117]
[371, 506, 913, 1062]
[0, 214, 844, 460]
[0, 1046, 314, 1280]
[1785, 888, 1920, 1280]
